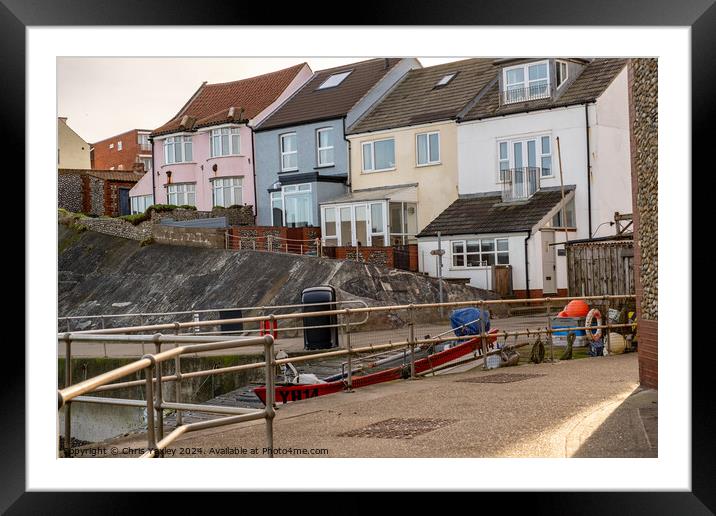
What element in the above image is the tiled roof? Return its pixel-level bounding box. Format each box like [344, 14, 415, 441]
[347, 58, 496, 135]
[256, 58, 405, 131]
[150, 63, 309, 137]
[58, 168, 143, 182]
[417, 186, 575, 238]
[460, 59, 627, 121]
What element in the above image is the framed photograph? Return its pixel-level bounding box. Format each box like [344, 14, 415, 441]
[8, 0, 709, 511]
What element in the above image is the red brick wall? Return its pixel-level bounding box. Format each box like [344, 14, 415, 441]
[512, 288, 568, 299]
[92, 129, 151, 171]
[105, 181, 137, 217]
[637, 319, 658, 389]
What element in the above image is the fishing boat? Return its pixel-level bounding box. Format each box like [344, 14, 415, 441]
[254, 316, 499, 405]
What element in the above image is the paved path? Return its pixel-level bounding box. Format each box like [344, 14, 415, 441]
[58, 315, 554, 358]
[85, 352, 655, 458]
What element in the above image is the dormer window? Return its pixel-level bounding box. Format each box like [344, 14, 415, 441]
[318, 71, 352, 90]
[502, 60, 550, 104]
[435, 72, 457, 87]
[556, 60, 568, 88]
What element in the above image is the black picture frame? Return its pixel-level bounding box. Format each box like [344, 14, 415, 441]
[5, 0, 709, 512]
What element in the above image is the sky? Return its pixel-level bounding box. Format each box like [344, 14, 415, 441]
[57, 57, 463, 143]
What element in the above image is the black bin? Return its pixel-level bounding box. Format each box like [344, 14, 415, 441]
[302, 286, 338, 350]
[220, 309, 244, 333]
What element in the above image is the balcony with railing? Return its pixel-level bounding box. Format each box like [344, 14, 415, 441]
[501, 83, 551, 105]
[501, 167, 541, 202]
[140, 143, 152, 152]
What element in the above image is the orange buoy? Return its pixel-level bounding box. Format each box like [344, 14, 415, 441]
[564, 300, 590, 318]
[557, 310, 569, 318]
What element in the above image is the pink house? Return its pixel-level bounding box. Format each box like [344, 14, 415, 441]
[129, 63, 313, 214]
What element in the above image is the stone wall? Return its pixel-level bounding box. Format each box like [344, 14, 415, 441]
[81, 217, 152, 241]
[58, 173, 83, 212]
[89, 177, 105, 216]
[149, 206, 254, 226]
[628, 58, 658, 389]
[152, 225, 226, 248]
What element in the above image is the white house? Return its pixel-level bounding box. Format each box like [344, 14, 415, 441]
[417, 58, 632, 298]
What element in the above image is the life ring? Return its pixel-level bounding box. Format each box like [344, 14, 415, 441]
[585, 308, 603, 341]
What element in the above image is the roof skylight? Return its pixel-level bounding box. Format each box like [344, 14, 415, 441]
[435, 73, 457, 87]
[318, 71, 352, 90]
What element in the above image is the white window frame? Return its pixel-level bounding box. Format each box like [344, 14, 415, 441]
[140, 156, 152, 173]
[130, 194, 153, 214]
[280, 133, 298, 172]
[451, 237, 510, 268]
[212, 177, 243, 208]
[320, 201, 389, 247]
[388, 201, 417, 245]
[164, 135, 193, 165]
[109, 143, 114, 149]
[556, 60, 569, 88]
[317, 70, 352, 89]
[210, 127, 240, 157]
[502, 60, 550, 104]
[496, 133, 553, 182]
[117, 141, 123, 151]
[361, 138, 396, 173]
[166, 182, 196, 206]
[271, 183, 313, 226]
[416, 131, 441, 166]
[316, 127, 334, 167]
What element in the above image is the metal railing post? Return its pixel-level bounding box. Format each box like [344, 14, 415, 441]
[192, 312, 200, 334]
[63, 333, 72, 458]
[604, 295, 612, 354]
[172, 323, 183, 428]
[408, 305, 416, 379]
[154, 335, 164, 453]
[100, 316, 107, 358]
[263, 336, 275, 458]
[345, 309, 353, 391]
[479, 301, 487, 369]
[144, 358, 157, 456]
[546, 298, 554, 362]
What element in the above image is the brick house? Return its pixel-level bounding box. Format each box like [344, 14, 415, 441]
[91, 129, 153, 173]
[58, 169, 143, 216]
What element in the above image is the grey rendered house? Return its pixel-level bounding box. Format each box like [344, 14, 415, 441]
[253, 57, 421, 227]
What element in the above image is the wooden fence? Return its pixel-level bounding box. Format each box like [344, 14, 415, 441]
[566, 237, 634, 297]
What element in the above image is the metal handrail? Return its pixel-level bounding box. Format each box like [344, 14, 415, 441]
[67, 295, 633, 336]
[501, 167, 541, 202]
[59, 334, 276, 459]
[501, 83, 550, 104]
[59, 294, 634, 457]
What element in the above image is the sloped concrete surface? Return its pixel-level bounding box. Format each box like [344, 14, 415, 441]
[58, 224, 500, 325]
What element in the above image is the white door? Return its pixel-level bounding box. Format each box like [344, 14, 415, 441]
[541, 230, 557, 294]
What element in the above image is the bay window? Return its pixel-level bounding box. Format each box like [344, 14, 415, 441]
[316, 127, 334, 166]
[323, 207, 337, 246]
[321, 201, 388, 247]
[167, 183, 195, 206]
[130, 194, 153, 214]
[416, 131, 440, 166]
[452, 238, 509, 268]
[362, 138, 395, 172]
[389, 202, 417, 245]
[164, 136, 193, 164]
[211, 127, 240, 157]
[280, 133, 297, 171]
[271, 183, 312, 227]
[212, 177, 243, 207]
